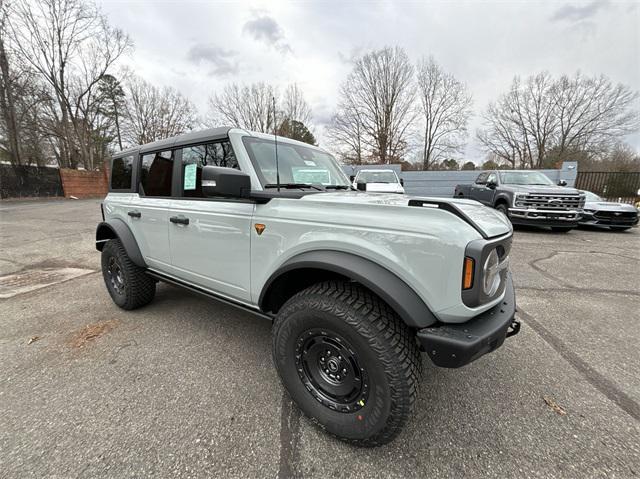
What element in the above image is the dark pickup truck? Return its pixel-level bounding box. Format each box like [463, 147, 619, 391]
[454, 170, 585, 232]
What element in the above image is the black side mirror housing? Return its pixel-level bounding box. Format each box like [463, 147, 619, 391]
[349, 175, 355, 182]
[558, 180, 567, 187]
[400, 178, 404, 186]
[202, 166, 251, 198]
[356, 182, 367, 191]
[486, 181, 497, 189]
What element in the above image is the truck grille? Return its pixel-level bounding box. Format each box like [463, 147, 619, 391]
[518, 194, 584, 211]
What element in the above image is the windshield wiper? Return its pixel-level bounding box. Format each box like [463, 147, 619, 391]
[324, 185, 353, 190]
[264, 183, 325, 191]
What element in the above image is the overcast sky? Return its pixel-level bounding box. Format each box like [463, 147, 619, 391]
[99, 0, 640, 161]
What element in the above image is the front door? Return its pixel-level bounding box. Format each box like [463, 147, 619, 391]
[128, 150, 175, 271]
[475, 172, 498, 205]
[168, 141, 254, 303]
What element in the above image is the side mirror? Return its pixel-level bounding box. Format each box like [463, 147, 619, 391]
[486, 181, 497, 189]
[400, 178, 404, 186]
[356, 182, 367, 191]
[558, 180, 567, 187]
[202, 166, 251, 198]
[349, 175, 355, 182]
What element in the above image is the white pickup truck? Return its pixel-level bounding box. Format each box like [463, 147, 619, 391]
[96, 127, 519, 446]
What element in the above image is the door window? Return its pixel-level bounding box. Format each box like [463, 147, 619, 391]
[140, 150, 173, 197]
[475, 173, 488, 184]
[180, 141, 238, 198]
[486, 173, 498, 185]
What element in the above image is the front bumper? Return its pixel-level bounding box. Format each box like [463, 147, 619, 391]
[508, 208, 580, 227]
[417, 273, 519, 368]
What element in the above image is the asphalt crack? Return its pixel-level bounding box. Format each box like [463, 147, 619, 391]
[278, 392, 302, 479]
[518, 307, 640, 423]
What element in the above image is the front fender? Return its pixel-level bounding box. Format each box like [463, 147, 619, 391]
[95, 218, 146, 267]
[259, 250, 438, 329]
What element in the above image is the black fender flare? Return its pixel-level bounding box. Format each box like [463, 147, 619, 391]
[493, 194, 511, 207]
[259, 250, 438, 329]
[95, 218, 146, 268]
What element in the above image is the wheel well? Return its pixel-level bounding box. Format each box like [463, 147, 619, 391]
[494, 197, 509, 208]
[96, 223, 117, 251]
[261, 268, 348, 314]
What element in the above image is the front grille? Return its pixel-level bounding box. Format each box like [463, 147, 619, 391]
[593, 211, 638, 223]
[518, 194, 584, 210]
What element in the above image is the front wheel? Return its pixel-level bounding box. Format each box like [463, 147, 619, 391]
[272, 281, 422, 447]
[495, 203, 509, 219]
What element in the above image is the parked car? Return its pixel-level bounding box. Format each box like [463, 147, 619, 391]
[455, 170, 585, 232]
[96, 127, 519, 446]
[579, 190, 639, 231]
[351, 169, 405, 193]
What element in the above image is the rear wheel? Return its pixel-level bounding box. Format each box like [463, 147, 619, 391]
[101, 239, 155, 310]
[551, 227, 572, 233]
[272, 281, 422, 447]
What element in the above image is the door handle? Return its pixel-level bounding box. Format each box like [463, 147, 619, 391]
[170, 215, 189, 225]
[128, 211, 141, 218]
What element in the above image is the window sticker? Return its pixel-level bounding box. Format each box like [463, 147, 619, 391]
[184, 163, 197, 190]
[292, 167, 330, 184]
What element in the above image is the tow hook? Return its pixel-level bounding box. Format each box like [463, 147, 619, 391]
[506, 318, 521, 338]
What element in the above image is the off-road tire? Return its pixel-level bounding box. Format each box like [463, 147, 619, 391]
[272, 280, 422, 447]
[495, 203, 509, 219]
[551, 227, 572, 233]
[101, 239, 155, 310]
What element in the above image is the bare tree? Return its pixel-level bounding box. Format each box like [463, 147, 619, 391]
[325, 94, 365, 164]
[208, 82, 277, 133]
[416, 56, 472, 170]
[123, 75, 197, 145]
[336, 47, 416, 163]
[9, 0, 132, 169]
[477, 72, 639, 168]
[0, 3, 22, 165]
[281, 83, 312, 126]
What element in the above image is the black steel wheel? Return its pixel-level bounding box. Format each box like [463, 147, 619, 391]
[273, 280, 422, 447]
[295, 329, 369, 413]
[101, 239, 155, 310]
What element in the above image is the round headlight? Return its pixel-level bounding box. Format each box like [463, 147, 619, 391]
[483, 249, 501, 296]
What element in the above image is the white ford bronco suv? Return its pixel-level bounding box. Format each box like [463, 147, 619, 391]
[96, 127, 519, 446]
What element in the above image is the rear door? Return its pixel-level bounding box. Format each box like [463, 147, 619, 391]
[128, 150, 175, 271]
[168, 141, 254, 303]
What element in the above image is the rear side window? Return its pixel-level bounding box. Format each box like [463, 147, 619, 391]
[180, 141, 238, 198]
[111, 155, 134, 190]
[139, 150, 174, 197]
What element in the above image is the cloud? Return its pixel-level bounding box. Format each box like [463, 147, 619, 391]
[551, 0, 609, 22]
[242, 15, 292, 54]
[187, 44, 239, 76]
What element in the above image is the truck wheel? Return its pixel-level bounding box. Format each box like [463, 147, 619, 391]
[272, 281, 422, 447]
[495, 203, 509, 218]
[551, 227, 572, 233]
[101, 239, 155, 310]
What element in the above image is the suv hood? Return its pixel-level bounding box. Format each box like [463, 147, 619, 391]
[301, 192, 512, 238]
[501, 185, 581, 195]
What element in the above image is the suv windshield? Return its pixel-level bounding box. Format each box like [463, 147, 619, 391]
[242, 137, 350, 188]
[499, 171, 554, 186]
[356, 171, 398, 183]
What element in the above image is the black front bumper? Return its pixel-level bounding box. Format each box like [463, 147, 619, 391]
[417, 274, 519, 368]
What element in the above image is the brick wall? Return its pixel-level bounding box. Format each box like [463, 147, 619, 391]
[59, 168, 109, 198]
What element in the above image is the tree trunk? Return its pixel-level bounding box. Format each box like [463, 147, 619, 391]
[0, 36, 22, 166]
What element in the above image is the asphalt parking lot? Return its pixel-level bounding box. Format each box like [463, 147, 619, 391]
[1, 198, 639, 478]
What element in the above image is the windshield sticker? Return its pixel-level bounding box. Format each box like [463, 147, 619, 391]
[184, 163, 197, 190]
[292, 167, 330, 184]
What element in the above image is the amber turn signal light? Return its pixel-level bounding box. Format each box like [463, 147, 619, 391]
[462, 257, 474, 290]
